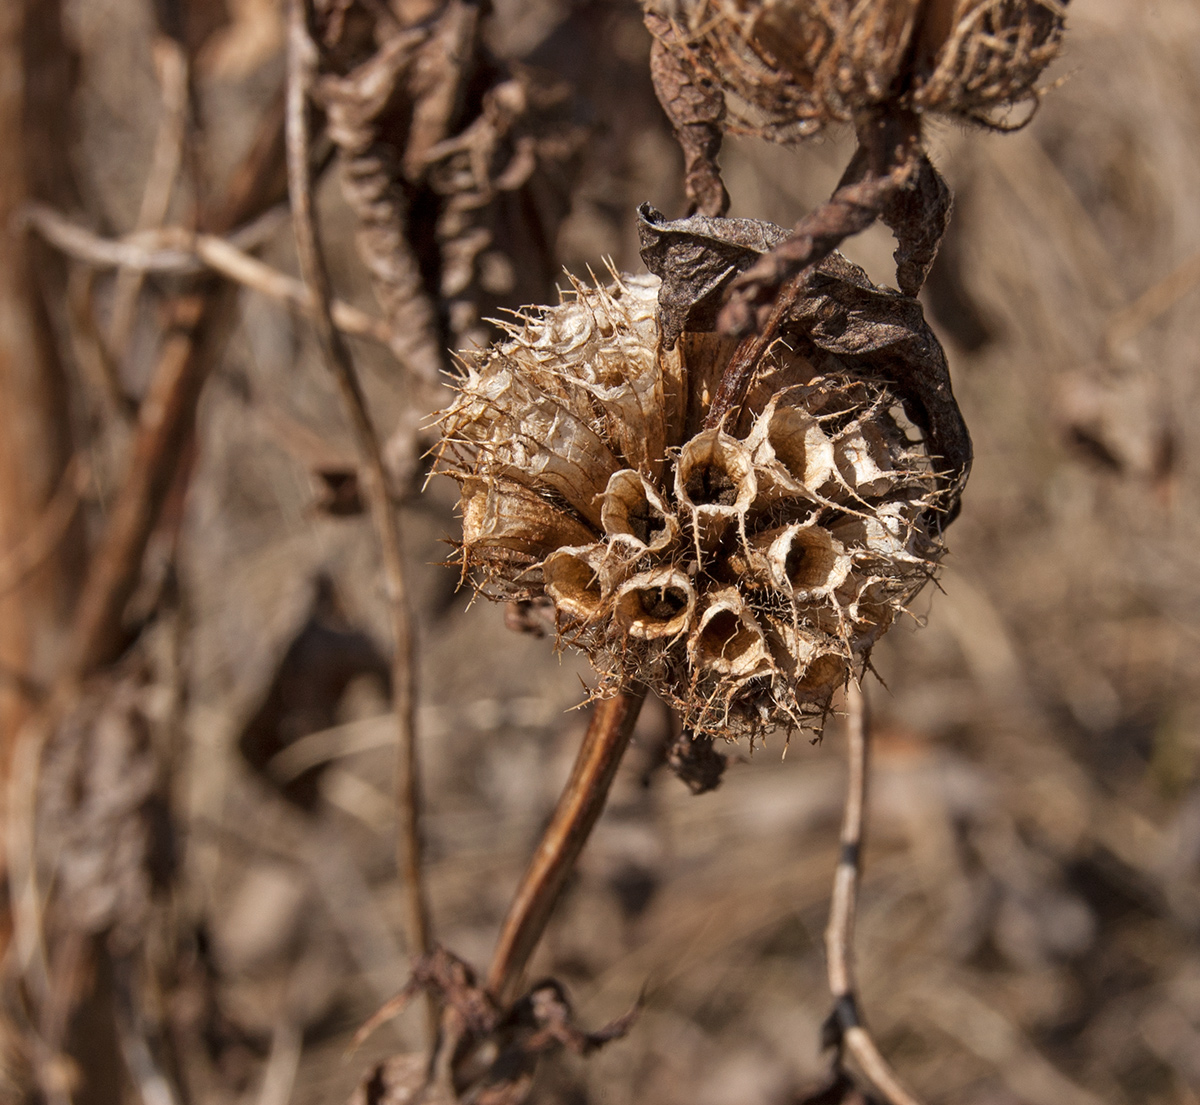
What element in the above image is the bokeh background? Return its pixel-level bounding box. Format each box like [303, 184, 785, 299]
[2, 1, 1200, 1103]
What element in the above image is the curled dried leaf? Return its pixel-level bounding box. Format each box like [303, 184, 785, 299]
[643, 0, 1067, 142]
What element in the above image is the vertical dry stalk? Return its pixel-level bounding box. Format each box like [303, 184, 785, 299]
[487, 688, 647, 1005]
[61, 290, 223, 680]
[7, 58, 291, 1097]
[61, 94, 290, 683]
[825, 682, 926, 1105]
[106, 34, 190, 362]
[0, 0, 80, 977]
[286, 0, 433, 995]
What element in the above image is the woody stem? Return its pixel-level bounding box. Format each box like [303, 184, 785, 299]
[487, 686, 647, 1005]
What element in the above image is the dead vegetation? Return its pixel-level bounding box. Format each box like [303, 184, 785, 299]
[1, 1, 1199, 1104]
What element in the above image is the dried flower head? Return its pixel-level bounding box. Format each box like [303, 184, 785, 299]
[647, 0, 1066, 141]
[434, 215, 968, 742]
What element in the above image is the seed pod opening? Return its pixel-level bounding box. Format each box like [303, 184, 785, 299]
[601, 469, 678, 554]
[615, 569, 696, 639]
[748, 398, 836, 500]
[674, 429, 757, 547]
[544, 545, 608, 623]
[690, 588, 770, 677]
[757, 524, 851, 598]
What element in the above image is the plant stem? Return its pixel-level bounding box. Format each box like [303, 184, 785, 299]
[824, 681, 926, 1105]
[487, 687, 647, 1005]
[286, 0, 433, 1022]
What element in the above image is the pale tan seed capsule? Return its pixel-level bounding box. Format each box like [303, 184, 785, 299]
[434, 259, 961, 742]
[746, 397, 837, 503]
[614, 568, 697, 640]
[763, 619, 826, 678]
[544, 545, 609, 623]
[674, 428, 757, 549]
[753, 523, 851, 599]
[690, 588, 771, 677]
[833, 420, 903, 500]
[461, 477, 596, 563]
[829, 503, 931, 568]
[601, 469, 679, 556]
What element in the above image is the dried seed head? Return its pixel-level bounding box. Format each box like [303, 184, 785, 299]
[434, 260, 961, 742]
[646, 0, 1065, 139]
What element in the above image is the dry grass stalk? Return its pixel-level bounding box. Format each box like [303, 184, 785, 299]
[22, 204, 399, 351]
[285, 0, 433, 1030]
[824, 682, 925, 1105]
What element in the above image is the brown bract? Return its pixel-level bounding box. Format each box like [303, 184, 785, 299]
[646, 0, 1066, 142]
[433, 213, 969, 742]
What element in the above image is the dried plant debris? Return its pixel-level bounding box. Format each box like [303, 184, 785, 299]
[312, 0, 586, 371]
[644, 0, 1067, 143]
[644, 0, 1066, 315]
[349, 948, 636, 1105]
[38, 665, 173, 958]
[434, 212, 968, 743]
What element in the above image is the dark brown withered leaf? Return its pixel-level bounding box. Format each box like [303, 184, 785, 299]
[644, 11, 730, 219]
[878, 151, 954, 298]
[639, 207, 970, 520]
[350, 949, 636, 1105]
[637, 203, 787, 347]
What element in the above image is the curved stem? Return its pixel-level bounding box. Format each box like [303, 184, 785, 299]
[824, 681, 926, 1105]
[285, 0, 433, 1030]
[487, 687, 646, 1005]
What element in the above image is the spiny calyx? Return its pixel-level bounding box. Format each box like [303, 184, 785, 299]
[434, 225, 969, 742]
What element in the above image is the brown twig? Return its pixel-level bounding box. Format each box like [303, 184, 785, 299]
[107, 34, 190, 362]
[487, 687, 647, 1006]
[286, 0, 433, 1005]
[23, 204, 398, 350]
[0, 457, 86, 599]
[59, 289, 220, 680]
[55, 84, 289, 683]
[824, 681, 926, 1105]
[703, 271, 807, 431]
[718, 165, 911, 337]
[645, 11, 729, 218]
[717, 110, 938, 337]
